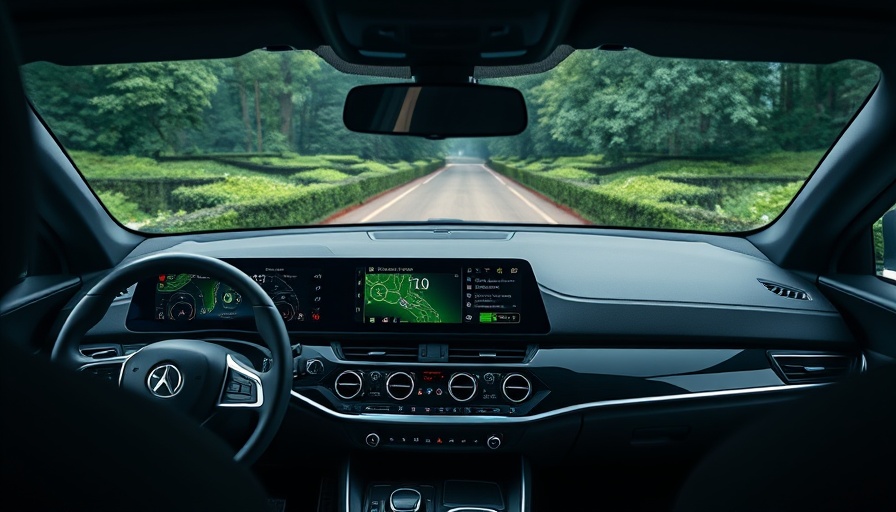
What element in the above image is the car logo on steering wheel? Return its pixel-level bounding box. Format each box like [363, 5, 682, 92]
[147, 364, 183, 398]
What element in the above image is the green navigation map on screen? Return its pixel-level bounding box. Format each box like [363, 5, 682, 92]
[364, 272, 461, 323]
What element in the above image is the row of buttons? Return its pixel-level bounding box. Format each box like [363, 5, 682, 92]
[356, 404, 515, 415]
[365, 432, 502, 449]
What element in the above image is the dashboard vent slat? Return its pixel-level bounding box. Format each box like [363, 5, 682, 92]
[769, 353, 856, 384]
[758, 279, 811, 300]
[448, 345, 529, 363]
[338, 343, 418, 362]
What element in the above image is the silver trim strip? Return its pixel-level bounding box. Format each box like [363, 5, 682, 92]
[291, 382, 824, 424]
[344, 458, 350, 512]
[218, 354, 264, 408]
[77, 355, 130, 370]
[521, 456, 526, 512]
[446, 508, 498, 512]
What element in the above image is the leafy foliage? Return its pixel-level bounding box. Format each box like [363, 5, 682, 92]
[291, 168, 352, 184]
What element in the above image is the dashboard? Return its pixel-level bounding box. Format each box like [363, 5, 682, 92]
[81, 227, 863, 460]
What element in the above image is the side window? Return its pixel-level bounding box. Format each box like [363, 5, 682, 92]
[875, 205, 895, 281]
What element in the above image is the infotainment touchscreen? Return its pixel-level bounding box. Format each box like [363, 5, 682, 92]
[355, 261, 526, 326]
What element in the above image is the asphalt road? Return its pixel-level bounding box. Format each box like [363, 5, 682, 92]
[327, 162, 587, 225]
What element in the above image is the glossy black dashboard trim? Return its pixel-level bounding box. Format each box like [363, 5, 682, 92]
[290, 383, 823, 424]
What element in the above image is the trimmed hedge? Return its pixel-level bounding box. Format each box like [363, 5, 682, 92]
[91, 177, 225, 212]
[488, 161, 751, 231]
[147, 160, 444, 232]
[290, 168, 353, 185]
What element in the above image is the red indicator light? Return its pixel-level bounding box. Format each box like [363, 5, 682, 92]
[158, 275, 166, 282]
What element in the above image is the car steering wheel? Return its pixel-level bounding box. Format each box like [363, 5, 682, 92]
[51, 253, 294, 465]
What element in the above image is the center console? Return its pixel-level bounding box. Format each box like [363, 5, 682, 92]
[342, 454, 531, 512]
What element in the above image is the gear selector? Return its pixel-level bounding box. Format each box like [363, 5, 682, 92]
[390, 488, 422, 512]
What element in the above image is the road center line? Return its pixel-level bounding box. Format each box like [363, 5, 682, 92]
[480, 164, 558, 224]
[360, 166, 447, 222]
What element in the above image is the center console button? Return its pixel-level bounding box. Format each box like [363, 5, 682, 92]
[365, 433, 380, 447]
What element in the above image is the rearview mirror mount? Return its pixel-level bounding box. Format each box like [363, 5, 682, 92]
[343, 84, 527, 139]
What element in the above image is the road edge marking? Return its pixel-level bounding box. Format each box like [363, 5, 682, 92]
[359, 167, 446, 222]
[480, 164, 558, 224]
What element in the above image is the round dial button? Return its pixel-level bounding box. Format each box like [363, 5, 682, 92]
[305, 359, 324, 375]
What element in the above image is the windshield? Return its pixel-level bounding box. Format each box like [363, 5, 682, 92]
[22, 49, 879, 234]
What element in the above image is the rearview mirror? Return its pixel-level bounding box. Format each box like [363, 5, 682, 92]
[343, 84, 527, 138]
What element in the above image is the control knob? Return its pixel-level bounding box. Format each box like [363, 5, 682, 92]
[487, 435, 502, 450]
[305, 359, 324, 375]
[365, 433, 380, 448]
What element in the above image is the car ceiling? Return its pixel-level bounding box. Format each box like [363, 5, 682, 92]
[5, 0, 896, 69]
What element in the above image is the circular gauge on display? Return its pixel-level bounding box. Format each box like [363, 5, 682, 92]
[168, 293, 196, 321]
[275, 301, 296, 321]
[271, 291, 300, 322]
[219, 286, 242, 310]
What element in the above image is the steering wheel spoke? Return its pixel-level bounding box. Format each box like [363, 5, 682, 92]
[219, 354, 265, 408]
[77, 357, 129, 385]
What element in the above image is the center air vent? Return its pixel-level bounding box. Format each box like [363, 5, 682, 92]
[758, 280, 811, 300]
[386, 372, 415, 400]
[502, 373, 532, 403]
[448, 373, 478, 402]
[769, 353, 857, 383]
[338, 343, 418, 362]
[333, 370, 363, 399]
[448, 345, 530, 363]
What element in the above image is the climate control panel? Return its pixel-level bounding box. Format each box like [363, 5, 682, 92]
[321, 367, 546, 417]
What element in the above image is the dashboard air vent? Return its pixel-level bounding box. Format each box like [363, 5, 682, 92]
[758, 280, 811, 300]
[769, 353, 857, 384]
[502, 373, 532, 403]
[385, 372, 415, 400]
[448, 345, 530, 363]
[80, 345, 121, 359]
[338, 343, 418, 362]
[333, 370, 363, 399]
[448, 373, 478, 402]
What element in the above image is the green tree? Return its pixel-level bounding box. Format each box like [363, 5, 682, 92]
[90, 61, 221, 154]
[22, 62, 106, 151]
[532, 50, 775, 159]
